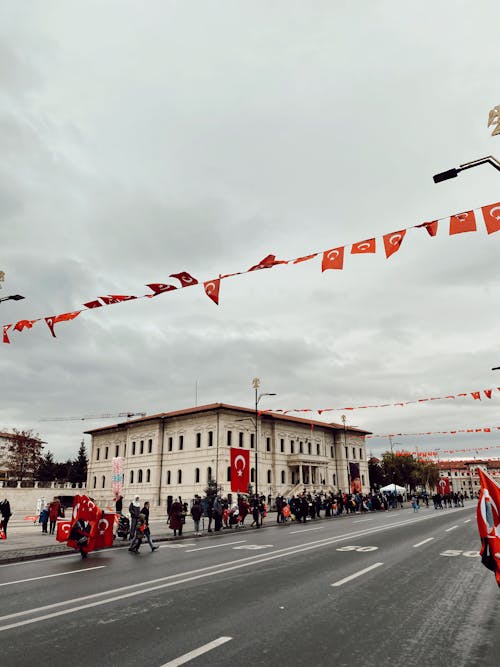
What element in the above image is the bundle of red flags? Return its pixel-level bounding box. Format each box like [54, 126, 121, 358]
[476, 468, 500, 587]
[56, 494, 115, 554]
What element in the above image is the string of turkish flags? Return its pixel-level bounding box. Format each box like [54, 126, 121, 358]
[366, 426, 500, 439]
[394, 447, 497, 458]
[2, 200, 500, 343]
[264, 387, 500, 415]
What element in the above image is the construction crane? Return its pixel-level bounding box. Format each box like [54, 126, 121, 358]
[39, 412, 146, 422]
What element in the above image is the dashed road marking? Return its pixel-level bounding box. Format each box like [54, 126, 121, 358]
[331, 562, 384, 587]
[0, 566, 106, 587]
[413, 537, 434, 548]
[160, 636, 232, 667]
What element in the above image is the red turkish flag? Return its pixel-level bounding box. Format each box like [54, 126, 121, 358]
[56, 520, 72, 543]
[449, 210, 477, 235]
[293, 253, 318, 264]
[321, 247, 344, 271]
[477, 468, 500, 587]
[13, 319, 40, 332]
[484, 389, 493, 399]
[44, 311, 82, 338]
[169, 272, 199, 287]
[99, 295, 137, 305]
[383, 230, 407, 258]
[248, 255, 288, 271]
[78, 496, 100, 522]
[351, 238, 376, 254]
[437, 478, 451, 495]
[83, 300, 103, 309]
[471, 391, 481, 400]
[482, 203, 500, 234]
[3, 324, 12, 344]
[204, 279, 220, 305]
[145, 283, 177, 297]
[230, 448, 250, 493]
[416, 220, 438, 237]
[94, 512, 116, 549]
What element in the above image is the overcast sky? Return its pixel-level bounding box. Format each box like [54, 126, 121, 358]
[1, 1, 500, 463]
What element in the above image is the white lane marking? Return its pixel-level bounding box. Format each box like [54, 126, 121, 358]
[445, 525, 459, 532]
[289, 527, 322, 534]
[0, 510, 470, 630]
[0, 566, 105, 587]
[160, 637, 232, 667]
[185, 541, 246, 553]
[331, 562, 384, 587]
[353, 519, 372, 523]
[163, 544, 196, 549]
[413, 537, 434, 548]
[464, 519, 471, 523]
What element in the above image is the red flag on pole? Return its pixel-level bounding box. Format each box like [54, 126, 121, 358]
[437, 477, 450, 495]
[322, 247, 344, 271]
[230, 448, 250, 493]
[477, 467, 500, 587]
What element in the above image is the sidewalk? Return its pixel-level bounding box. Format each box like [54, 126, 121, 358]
[0, 514, 277, 565]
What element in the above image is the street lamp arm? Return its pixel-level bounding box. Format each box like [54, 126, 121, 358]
[433, 155, 500, 183]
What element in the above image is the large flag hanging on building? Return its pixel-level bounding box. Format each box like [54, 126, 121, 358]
[437, 477, 451, 495]
[349, 462, 362, 493]
[476, 468, 500, 587]
[230, 448, 250, 493]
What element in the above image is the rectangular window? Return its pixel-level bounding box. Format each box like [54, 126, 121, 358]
[196, 433, 201, 448]
[280, 438, 284, 453]
[239, 432, 244, 448]
[266, 437, 271, 452]
[227, 430, 232, 447]
[352, 447, 356, 459]
[105, 446, 109, 460]
[208, 431, 213, 447]
[316, 443, 320, 455]
[140, 440, 144, 455]
[168, 437, 173, 452]
[132, 441, 136, 455]
[250, 433, 255, 449]
[115, 445, 119, 457]
[359, 447, 362, 460]
[345, 446, 348, 459]
[331, 446, 334, 458]
[179, 435, 184, 451]
[96, 448, 100, 461]
[148, 439, 153, 453]
[290, 440, 295, 454]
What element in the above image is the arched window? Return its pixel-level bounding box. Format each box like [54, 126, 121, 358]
[177, 469, 182, 484]
[307, 442, 311, 455]
[332, 473, 336, 486]
[207, 467, 212, 483]
[92, 476, 96, 489]
[299, 441, 303, 454]
[130, 470, 134, 484]
[166, 470, 171, 485]
[281, 470, 285, 484]
[138, 469, 143, 483]
[267, 470, 272, 484]
[101, 475, 106, 489]
[362, 474, 365, 486]
[227, 466, 231, 482]
[251, 467, 255, 483]
[146, 469, 151, 483]
[195, 468, 200, 483]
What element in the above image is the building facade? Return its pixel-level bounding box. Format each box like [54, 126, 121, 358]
[85, 403, 371, 510]
[438, 458, 500, 496]
[0, 432, 12, 482]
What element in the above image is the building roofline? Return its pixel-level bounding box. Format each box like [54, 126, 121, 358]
[84, 402, 371, 435]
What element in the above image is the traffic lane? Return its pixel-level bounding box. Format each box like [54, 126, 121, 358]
[0, 506, 474, 616]
[1, 514, 495, 667]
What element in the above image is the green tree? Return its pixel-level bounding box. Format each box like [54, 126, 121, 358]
[38, 451, 57, 482]
[6, 429, 44, 481]
[68, 440, 88, 484]
[368, 457, 386, 490]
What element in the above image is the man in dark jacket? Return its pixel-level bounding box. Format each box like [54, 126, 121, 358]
[0, 499, 12, 538]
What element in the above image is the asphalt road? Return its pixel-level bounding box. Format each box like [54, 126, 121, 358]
[1, 505, 498, 667]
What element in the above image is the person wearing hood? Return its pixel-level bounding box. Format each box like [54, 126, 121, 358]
[0, 499, 12, 538]
[128, 496, 141, 541]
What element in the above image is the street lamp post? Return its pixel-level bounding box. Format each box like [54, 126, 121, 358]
[342, 414, 349, 493]
[0, 294, 25, 304]
[252, 377, 276, 506]
[433, 155, 500, 183]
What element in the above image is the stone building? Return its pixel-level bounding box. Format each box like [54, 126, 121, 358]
[85, 403, 370, 510]
[437, 458, 500, 495]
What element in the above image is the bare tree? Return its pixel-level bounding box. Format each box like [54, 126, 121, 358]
[6, 429, 44, 481]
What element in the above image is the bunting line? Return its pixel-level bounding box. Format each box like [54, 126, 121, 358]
[367, 426, 500, 439]
[2, 200, 499, 343]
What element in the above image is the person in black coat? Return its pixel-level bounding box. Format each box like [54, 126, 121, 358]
[0, 499, 12, 537]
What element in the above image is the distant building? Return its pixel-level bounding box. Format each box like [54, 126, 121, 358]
[438, 458, 500, 495]
[85, 403, 371, 509]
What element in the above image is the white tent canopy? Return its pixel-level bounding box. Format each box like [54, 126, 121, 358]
[379, 483, 406, 494]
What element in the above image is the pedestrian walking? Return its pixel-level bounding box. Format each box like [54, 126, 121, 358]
[48, 497, 61, 535]
[191, 496, 202, 535]
[169, 496, 184, 537]
[128, 495, 141, 540]
[0, 499, 12, 538]
[115, 494, 123, 515]
[140, 501, 158, 551]
[39, 507, 49, 533]
[128, 513, 147, 553]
